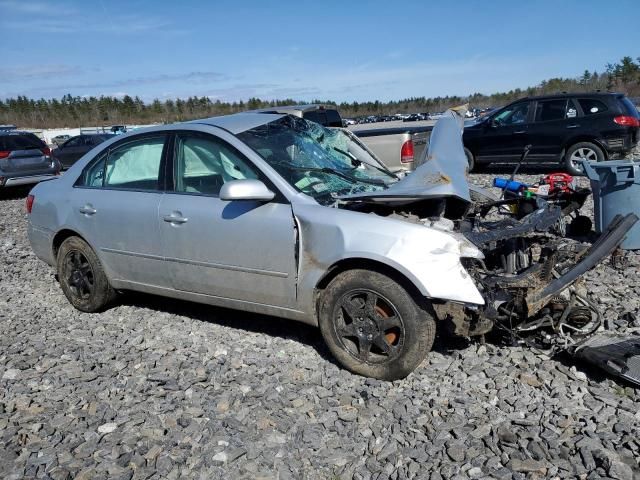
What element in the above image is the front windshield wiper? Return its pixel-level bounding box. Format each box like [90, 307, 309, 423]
[288, 165, 387, 185]
[332, 146, 399, 180]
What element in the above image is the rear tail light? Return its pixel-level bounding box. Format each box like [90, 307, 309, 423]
[0, 150, 9, 159]
[613, 115, 640, 127]
[26, 194, 35, 214]
[41, 147, 51, 156]
[401, 139, 414, 163]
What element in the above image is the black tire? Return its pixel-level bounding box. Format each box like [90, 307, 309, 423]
[464, 147, 475, 172]
[564, 142, 605, 176]
[56, 236, 116, 312]
[318, 269, 436, 380]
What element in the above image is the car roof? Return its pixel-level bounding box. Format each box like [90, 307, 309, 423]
[514, 92, 624, 102]
[0, 130, 40, 137]
[187, 112, 285, 134]
[248, 104, 336, 115]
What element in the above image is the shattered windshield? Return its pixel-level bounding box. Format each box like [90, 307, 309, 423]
[237, 116, 396, 204]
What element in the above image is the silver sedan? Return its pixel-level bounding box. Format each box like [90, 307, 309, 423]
[27, 112, 489, 379]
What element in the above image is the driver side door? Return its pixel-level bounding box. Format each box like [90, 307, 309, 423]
[475, 101, 532, 162]
[158, 131, 299, 309]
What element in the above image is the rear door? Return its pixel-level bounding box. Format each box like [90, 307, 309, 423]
[474, 101, 532, 162]
[528, 98, 579, 160]
[158, 131, 298, 308]
[71, 134, 171, 287]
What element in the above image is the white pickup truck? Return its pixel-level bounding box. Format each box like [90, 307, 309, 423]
[252, 104, 432, 173]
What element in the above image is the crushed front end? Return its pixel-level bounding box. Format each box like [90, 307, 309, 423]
[458, 197, 638, 352]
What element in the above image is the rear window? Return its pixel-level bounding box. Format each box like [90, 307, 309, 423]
[578, 98, 608, 116]
[325, 109, 343, 127]
[303, 109, 343, 127]
[303, 110, 327, 125]
[620, 97, 640, 118]
[0, 133, 45, 151]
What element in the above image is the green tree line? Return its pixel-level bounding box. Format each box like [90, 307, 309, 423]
[1, 56, 639, 129]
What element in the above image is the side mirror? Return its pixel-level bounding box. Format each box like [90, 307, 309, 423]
[219, 179, 275, 202]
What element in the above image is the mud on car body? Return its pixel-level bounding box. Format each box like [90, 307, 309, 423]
[26, 109, 639, 381]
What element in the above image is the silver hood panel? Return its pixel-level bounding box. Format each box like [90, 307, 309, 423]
[337, 110, 471, 204]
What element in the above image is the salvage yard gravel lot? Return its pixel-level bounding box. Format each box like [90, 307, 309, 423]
[1, 173, 639, 480]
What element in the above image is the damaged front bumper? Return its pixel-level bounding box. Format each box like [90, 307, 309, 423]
[470, 212, 638, 319]
[456, 207, 640, 385]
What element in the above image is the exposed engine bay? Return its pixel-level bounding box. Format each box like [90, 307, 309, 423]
[337, 108, 640, 385]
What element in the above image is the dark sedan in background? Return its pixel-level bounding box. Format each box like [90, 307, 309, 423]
[463, 92, 639, 174]
[52, 134, 114, 169]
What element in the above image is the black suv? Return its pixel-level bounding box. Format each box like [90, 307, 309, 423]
[463, 92, 640, 174]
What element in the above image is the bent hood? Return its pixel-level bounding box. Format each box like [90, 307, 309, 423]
[338, 109, 471, 205]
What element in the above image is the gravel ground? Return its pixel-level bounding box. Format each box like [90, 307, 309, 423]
[1, 174, 639, 480]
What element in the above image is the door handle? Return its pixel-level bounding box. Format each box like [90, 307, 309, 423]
[513, 130, 526, 134]
[163, 212, 188, 224]
[566, 124, 580, 129]
[79, 204, 96, 216]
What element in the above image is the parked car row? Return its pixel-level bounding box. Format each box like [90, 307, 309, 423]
[2, 92, 638, 191]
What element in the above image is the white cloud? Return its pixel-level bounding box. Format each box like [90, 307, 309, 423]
[0, 65, 82, 83]
[0, 0, 75, 15]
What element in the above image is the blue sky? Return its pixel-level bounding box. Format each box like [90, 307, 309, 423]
[2, 0, 639, 103]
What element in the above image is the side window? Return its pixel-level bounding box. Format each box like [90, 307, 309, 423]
[174, 134, 258, 196]
[104, 136, 165, 190]
[578, 98, 608, 116]
[494, 102, 530, 126]
[534, 99, 574, 122]
[81, 153, 107, 187]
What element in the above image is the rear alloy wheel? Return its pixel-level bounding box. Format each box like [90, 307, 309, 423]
[319, 269, 435, 380]
[57, 236, 116, 312]
[565, 142, 604, 176]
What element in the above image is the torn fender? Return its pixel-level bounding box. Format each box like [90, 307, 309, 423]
[293, 204, 485, 314]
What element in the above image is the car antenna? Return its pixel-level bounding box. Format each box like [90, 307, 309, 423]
[500, 144, 532, 199]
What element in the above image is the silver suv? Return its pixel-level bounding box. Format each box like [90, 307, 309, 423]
[0, 131, 60, 187]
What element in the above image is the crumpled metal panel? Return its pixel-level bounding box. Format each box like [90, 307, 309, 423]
[573, 334, 640, 386]
[337, 110, 471, 204]
[292, 202, 486, 311]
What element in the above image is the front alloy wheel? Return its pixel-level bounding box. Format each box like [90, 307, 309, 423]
[319, 269, 435, 380]
[333, 289, 404, 364]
